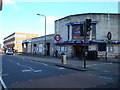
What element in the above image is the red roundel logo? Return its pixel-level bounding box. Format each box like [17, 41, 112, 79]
[54, 34, 61, 41]
[107, 32, 112, 40]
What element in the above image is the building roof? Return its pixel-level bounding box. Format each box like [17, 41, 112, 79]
[32, 34, 55, 40]
[55, 13, 120, 22]
[4, 32, 39, 40]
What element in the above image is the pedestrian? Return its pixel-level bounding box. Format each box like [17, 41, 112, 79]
[71, 53, 73, 58]
[105, 52, 107, 61]
[33, 49, 36, 54]
[54, 50, 58, 58]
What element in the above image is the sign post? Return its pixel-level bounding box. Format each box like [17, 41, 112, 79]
[83, 19, 92, 69]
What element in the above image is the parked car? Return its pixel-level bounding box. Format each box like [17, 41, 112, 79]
[5, 49, 14, 55]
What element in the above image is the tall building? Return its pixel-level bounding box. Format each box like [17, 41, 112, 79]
[0, 0, 2, 11]
[3, 32, 38, 52]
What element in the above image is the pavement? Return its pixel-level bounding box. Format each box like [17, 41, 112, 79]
[16, 53, 120, 72]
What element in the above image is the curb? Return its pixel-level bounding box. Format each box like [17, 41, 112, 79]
[55, 64, 87, 71]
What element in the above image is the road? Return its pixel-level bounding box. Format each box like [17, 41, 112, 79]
[1, 54, 119, 88]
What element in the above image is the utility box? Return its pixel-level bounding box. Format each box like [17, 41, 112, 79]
[61, 53, 66, 64]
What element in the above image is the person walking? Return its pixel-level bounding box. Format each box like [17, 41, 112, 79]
[105, 52, 108, 61]
[54, 50, 58, 58]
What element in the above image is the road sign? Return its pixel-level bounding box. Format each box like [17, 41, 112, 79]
[107, 32, 112, 40]
[54, 34, 61, 41]
[86, 31, 90, 36]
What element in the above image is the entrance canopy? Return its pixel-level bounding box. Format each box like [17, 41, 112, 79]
[55, 41, 120, 45]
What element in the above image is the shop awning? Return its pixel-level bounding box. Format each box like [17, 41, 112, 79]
[55, 41, 120, 44]
[22, 41, 31, 44]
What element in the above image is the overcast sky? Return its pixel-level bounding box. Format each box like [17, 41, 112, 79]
[0, 0, 119, 43]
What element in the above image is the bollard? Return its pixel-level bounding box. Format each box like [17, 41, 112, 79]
[61, 55, 66, 64]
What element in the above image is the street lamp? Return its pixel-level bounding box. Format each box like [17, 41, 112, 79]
[37, 13, 47, 56]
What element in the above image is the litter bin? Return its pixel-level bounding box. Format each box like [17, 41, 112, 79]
[61, 53, 66, 64]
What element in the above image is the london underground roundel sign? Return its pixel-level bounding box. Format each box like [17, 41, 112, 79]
[107, 32, 112, 40]
[54, 34, 61, 41]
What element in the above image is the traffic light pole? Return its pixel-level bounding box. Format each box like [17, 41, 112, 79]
[83, 19, 92, 68]
[83, 21, 87, 68]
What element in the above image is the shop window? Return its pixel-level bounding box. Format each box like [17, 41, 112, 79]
[107, 46, 114, 52]
[59, 46, 68, 52]
[64, 46, 68, 52]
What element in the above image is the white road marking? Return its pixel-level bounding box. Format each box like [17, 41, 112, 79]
[0, 76, 7, 89]
[19, 64, 42, 73]
[2, 74, 8, 76]
[29, 67, 34, 71]
[22, 69, 31, 72]
[86, 63, 113, 67]
[33, 70, 42, 72]
[99, 76, 113, 80]
[17, 63, 20, 66]
[6, 57, 43, 73]
[58, 67, 65, 70]
[42, 63, 48, 66]
[52, 66, 66, 70]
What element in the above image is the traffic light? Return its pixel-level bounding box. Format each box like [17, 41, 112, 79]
[86, 19, 92, 36]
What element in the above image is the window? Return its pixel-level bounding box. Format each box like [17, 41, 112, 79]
[72, 24, 84, 40]
[59, 46, 68, 52]
[16, 40, 22, 44]
[64, 46, 68, 52]
[107, 46, 114, 52]
[15, 34, 26, 38]
[38, 43, 43, 52]
[92, 24, 96, 40]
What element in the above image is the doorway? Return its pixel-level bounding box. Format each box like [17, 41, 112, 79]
[46, 43, 50, 56]
[73, 46, 88, 59]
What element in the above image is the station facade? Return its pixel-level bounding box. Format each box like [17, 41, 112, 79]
[54, 13, 120, 59]
[22, 34, 55, 56]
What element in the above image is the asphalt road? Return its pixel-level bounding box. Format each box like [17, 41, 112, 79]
[1, 54, 118, 88]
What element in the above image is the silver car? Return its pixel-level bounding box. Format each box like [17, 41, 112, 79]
[6, 49, 14, 55]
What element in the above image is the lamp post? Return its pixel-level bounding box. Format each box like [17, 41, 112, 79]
[37, 13, 47, 56]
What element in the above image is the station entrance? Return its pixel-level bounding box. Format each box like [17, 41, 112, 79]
[73, 45, 88, 59]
